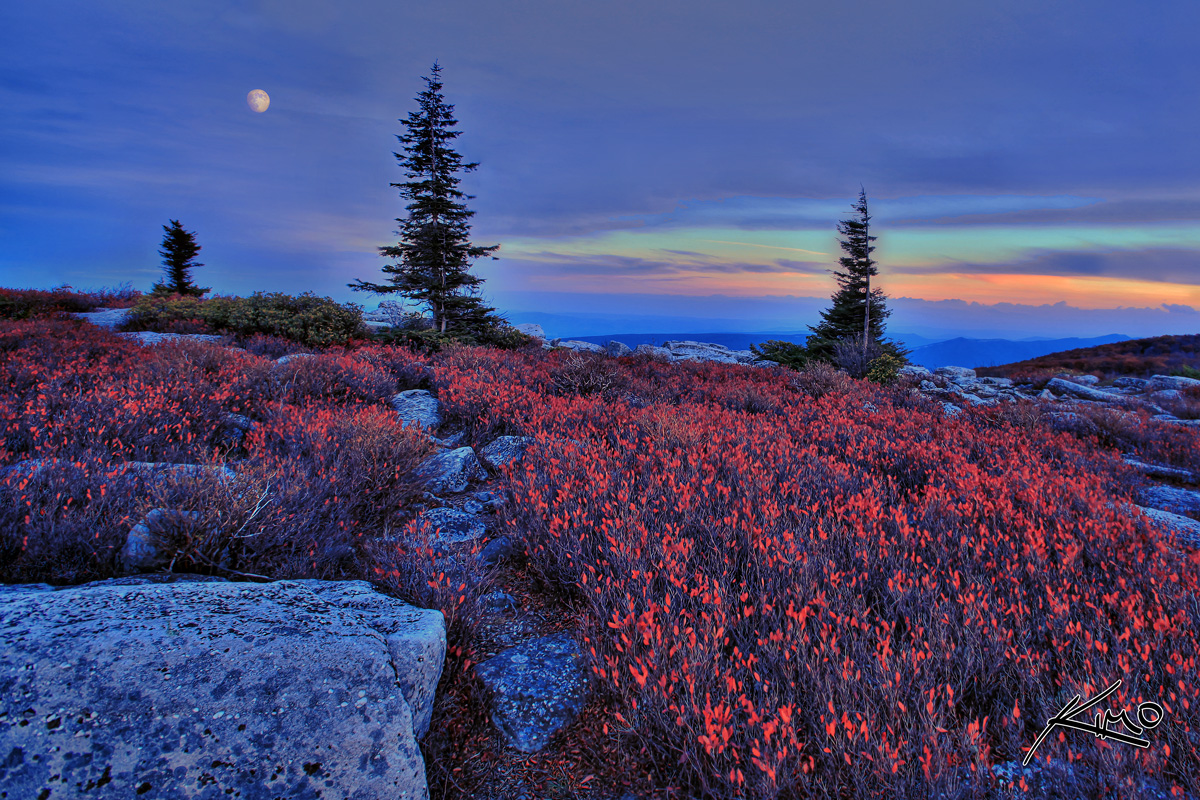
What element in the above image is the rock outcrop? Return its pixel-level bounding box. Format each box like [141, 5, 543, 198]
[0, 578, 445, 799]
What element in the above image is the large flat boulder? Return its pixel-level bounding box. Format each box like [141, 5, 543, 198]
[0, 579, 445, 799]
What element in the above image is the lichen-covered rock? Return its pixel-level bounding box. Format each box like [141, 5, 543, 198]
[558, 340, 606, 353]
[274, 352, 317, 365]
[1123, 458, 1198, 483]
[605, 340, 633, 357]
[514, 323, 546, 340]
[72, 307, 133, 329]
[1045, 377, 1122, 403]
[475, 633, 591, 753]
[118, 332, 225, 346]
[1113, 376, 1149, 391]
[898, 365, 932, 379]
[1139, 485, 1200, 517]
[1147, 374, 1200, 392]
[412, 507, 487, 547]
[390, 389, 443, 431]
[633, 344, 671, 359]
[662, 341, 742, 364]
[415, 447, 488, 494]
[0, 578, 445, 799]
[935, 366, 976, 382]
[479, 436, 533, 471]
[1138, 505, 1200, 548]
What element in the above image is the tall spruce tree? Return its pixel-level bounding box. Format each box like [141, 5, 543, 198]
[153, 220, 209, 296]
[350, 62, 499, 334]
[807, 189, 896, 361]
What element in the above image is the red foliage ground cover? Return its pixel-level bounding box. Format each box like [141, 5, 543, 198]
[427, 346, 1200, 799]
[2, 320, 1197, 799]
[0, 318, 428, 582]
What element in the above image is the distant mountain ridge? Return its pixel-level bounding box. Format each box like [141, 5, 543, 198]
[907, 334, 1132, 370]
[563, 331, 942, 352]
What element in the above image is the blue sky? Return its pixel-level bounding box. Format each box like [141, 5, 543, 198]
[3, 0, 1199, 338]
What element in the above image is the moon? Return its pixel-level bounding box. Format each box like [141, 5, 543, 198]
[246, 89, 270, 113]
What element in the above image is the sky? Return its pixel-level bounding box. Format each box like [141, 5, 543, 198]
[3, 0, 1200, 340]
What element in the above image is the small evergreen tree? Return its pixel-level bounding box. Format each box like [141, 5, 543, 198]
[807, 189, 901, 362]
[350, 62, 501, 335]
[153, 220, 209, 297]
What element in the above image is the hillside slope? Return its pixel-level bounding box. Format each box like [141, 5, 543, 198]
[978, 333, 1200, 378]
[907, 334, 1130, 369]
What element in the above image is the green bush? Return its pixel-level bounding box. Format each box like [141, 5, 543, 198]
[866, 350, 906, 385]
[123, 292, 366, 348]
[1171, 364, 1200, 380]
[371, 318, 534, 353]
[748, 339, 809, 370]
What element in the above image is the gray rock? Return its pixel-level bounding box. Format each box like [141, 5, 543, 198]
[475, 633, 591, 753]
[1073, 374, 1101, 385]
[605, 340, 633, 357]
[118, 331, 225, 346]
[977, 376, 1014, 387]
[430, 430, 468, 450]
[558, 340, 606, 353]
[412, 507, 487, 547]
[960, 394, 998, 406]
[120, 508, 203, 574]
[663, 340, 741, 364]
[919, 379, 937, 392]
[471, 491, 506, 512]
[390, 389, 443, 431]
[1139, 485, 1200, 517]
[1137, 505, 1200, 547]
[291, 580, 446, 740]
[478, 535, 516, 568]
[898, 364, 932, 378]
[935, 366, 976, 382]
[415, 447, 488, 494]
[941, 402, 962, 416]
[514, 323, 546, 340]
[1148, 374, 1200, 392]
[1113, 376, 1149, 390]
[479, 436, 534, 470]
[1124, 458, 1198, 483]
[72, 307, 133, 329]
[0, 579, 443, 799]
[462, 499, 485, 514]
[633, 344, 671, 359]
[1045, 377, 1125, 403]
[274, 352, 317, 365]
[970, 384, 999, 398]
[1150, 389, 1183, 403]
[1038, 388, 1058, 401]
